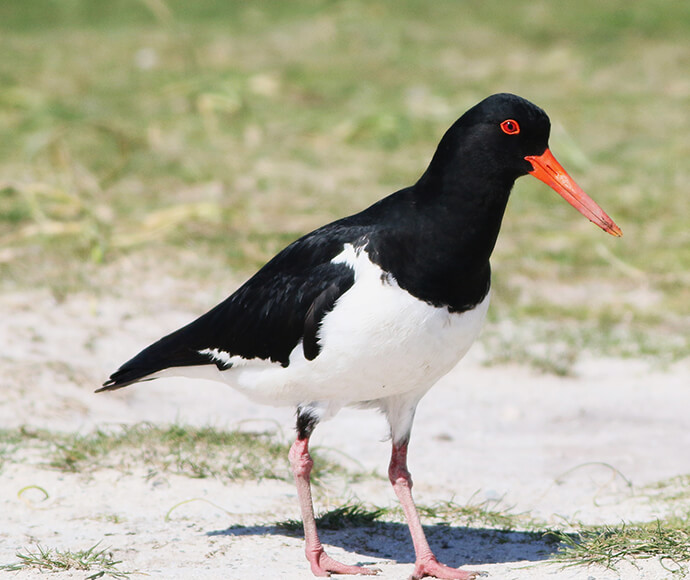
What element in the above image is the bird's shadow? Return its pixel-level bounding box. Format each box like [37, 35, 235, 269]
[208, 521, 561, 567]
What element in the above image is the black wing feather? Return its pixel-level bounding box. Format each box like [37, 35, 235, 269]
[303, 282, 346, 361]
[98, 224, 365, 392]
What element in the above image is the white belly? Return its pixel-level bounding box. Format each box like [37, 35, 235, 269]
[223, 245, 490, 408]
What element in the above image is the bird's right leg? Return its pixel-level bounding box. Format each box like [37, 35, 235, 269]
[289, 407, 379, 577]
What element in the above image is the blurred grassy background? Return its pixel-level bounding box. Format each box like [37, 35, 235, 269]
[1, 0, 688, 365]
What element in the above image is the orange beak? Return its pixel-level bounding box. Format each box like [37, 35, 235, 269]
[525, 149, 622, 237]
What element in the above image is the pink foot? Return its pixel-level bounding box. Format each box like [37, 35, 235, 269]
[307, 547, 380, 577]
[411, 556, 482, 580]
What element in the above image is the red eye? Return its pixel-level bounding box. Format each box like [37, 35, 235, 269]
[500, 119, 520, 135]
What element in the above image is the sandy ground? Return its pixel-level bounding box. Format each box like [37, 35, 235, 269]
[1, 273, 689, 579]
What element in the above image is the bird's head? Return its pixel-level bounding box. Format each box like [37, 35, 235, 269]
[437, 93, 622, 237]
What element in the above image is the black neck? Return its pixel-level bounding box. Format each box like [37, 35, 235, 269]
[364, 151, 516, 312]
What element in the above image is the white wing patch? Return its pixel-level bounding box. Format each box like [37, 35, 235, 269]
[198, 347, 252, 369]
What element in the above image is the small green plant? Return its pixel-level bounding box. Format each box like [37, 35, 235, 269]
[277, 501, 387, 532]
[413, 498, 539, 532]
[0, 543, 130, 578]
[553, 518, 690, 576]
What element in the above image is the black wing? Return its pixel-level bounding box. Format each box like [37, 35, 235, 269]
[99, 223, 370, 392]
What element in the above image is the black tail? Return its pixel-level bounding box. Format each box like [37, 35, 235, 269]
[97, 317, 221, 393]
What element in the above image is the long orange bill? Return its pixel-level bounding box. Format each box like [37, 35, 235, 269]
[525, 148, 622, 237]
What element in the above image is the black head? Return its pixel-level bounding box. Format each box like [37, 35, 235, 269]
[427, 93, 551, 184]
[418, 93, 622, 236]
[459, 93, 551, 174]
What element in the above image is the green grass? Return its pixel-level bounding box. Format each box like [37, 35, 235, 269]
[0, 543, 130, 578]
[276, 502, 388, 532]
[0, 0, 688, 362]
[553, 472, 690, 573]
[646, 475, 690, 503]
[0, 423, 348, 482]
[480, 317, 690, 374]
[276, 497, 544, 534]
[412, 498, 539, 532]
[554, 517, 690, 576]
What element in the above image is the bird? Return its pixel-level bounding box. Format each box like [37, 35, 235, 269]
[99, 93, 622, 579]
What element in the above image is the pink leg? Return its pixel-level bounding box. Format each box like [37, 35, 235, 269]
[289, 436, 379, 577]
[389, 443, 480, 580]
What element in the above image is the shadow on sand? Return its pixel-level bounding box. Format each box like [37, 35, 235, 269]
[208, 521, 561, 568]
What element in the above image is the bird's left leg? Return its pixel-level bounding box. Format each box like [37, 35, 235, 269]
[388, 440, 479, 580]
[289, 407, 379, 577]
[384, 395, 479, 580]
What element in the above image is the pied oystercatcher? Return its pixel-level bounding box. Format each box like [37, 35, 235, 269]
[100, 93, 621, 579]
